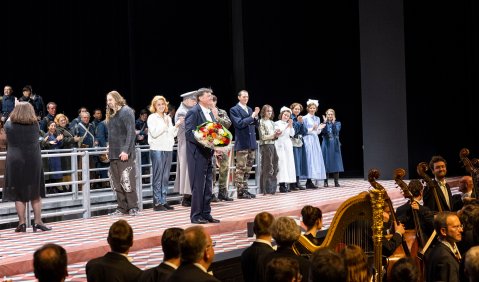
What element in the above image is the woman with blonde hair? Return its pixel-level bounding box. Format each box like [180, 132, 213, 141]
[3, 102, 51, 232]
[321, 108, 344, 187]
[148, 95, 183, 211]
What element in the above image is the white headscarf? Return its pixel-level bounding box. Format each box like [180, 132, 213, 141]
[306, 99, 319, 107]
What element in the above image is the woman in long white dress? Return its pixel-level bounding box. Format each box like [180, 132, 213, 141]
[301, 99, 326, 188]
[274, 107, 296, 192]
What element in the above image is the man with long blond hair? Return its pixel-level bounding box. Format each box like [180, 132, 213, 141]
[105, 91, 139, 216]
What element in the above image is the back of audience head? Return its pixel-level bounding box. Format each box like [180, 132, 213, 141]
[271, 217, 300, 247]
[33, 243, 68, 282]
[179, 226, 214, 265]
[253, 211, 275, 237]
[310, 248, 347, 282]
[265, 257, 301, 282]
[162, 227, 184, 261]
[301, 205, 322, 231]
[390, 257, 419, 282]
[340, 245, 370, 282]
[465, 246, 479, 282]
[107, 219, 134, 253]
[407, 179, 424, 197]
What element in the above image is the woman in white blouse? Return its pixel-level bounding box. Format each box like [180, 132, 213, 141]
[147, 95, 183, 211]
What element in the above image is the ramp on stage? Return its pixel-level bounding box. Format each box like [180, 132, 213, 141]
[1, 178, 461, 281]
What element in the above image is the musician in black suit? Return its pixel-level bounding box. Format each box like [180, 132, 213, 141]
[426, 212, 463, 282]
[423, 155, 457, 212]
[395, 179, 434, 237]
[167, 226, 220, 282]
[241, 212, 275, 282]
[139, 227, 183, 282]
[86, 220, 142, 282]
[184, 88, 220, 224]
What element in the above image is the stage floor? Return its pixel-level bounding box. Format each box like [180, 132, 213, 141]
[1, 178, 460, 281]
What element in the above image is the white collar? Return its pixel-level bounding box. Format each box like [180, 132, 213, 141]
[255, 238, 273, 248]
[194, 263, 208, 273]
[163, 261, 178, 269]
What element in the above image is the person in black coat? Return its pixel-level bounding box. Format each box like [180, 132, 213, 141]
[241, 212, 275, 282]
[139, 227, 184, 282]
[426, 212, 463, 282]
[86, 220, 142, 282]
[423, 155, 456, 212]
[167, 226, 220, 282]
[184, 88, 220, 224]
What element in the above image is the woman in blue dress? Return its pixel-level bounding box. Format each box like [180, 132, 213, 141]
[321, 108, 344, 187]
[301, 99, 326, 188]
[290, 102, 308, 190]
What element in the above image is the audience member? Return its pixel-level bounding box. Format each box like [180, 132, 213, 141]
[265, 257, 302, 282]
[33, 243, 68, 282]
[86, 219, 142, 281]
[310, 248, 347, 282]
[167, 226, 220, 282]
[426, 211, 463, 282]
[261, 216, 311, 282]
[293, 205, 324, 256]
[241, 211, 275, 282]
[340, 245, 371, 282]
[229, 90, 260, 199]
[389, 257, 419, 282]
[465, 246, 479, 282]
[139, 227, 184, 282]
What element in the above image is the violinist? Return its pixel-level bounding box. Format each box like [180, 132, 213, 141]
[396, 179, 434, 238]
[423, 156, 458, 212]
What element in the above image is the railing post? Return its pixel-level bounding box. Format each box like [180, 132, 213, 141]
[71, 148, 79, 200]
[136, 147, 143, 211]
[82, 151, 91, 218]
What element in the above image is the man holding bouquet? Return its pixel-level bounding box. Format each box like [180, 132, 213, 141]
[185, 88, 221, 224]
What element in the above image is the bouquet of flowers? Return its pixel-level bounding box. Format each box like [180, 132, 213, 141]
[193, 121, 233, 151]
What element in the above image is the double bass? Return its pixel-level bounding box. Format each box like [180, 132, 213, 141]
[459, 148, 479, 199]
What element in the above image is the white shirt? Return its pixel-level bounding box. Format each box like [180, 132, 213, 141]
[436, 178, 450, 208]
[147, 113, 178, 151]
[238, 102, 249, 114]
[200, 104, 213, 122]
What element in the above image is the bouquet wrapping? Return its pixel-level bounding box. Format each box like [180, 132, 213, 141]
[193, 121, 233, 151]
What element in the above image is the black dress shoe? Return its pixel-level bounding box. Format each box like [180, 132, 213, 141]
[182, 200, 191, 207]
[191, 218, 208, 224]
[206, 218, 220, 223]
[33, 223, 52, 232]
[153, 204, 167, 211]
[211, 194, 219, 202]
[15, 223, 26, 233]
[163, 203, 174, 210]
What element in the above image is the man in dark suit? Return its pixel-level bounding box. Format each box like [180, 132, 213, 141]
[139, 227, 183, 282]
[33, 243, 68, 282]
[426, 211, 463, 282]
[423, 155, 456, 212]
[241, 212, 275, 282]
[229, 90, 260, 199]
[86, 219, 142, 282]
[167, 226, 220, 282]
[185, 88, 220, 224]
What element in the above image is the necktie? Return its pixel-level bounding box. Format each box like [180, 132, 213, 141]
[209, 111, 216, 122]
[440, 182, 450, 208]
[454, 249, 461, 261]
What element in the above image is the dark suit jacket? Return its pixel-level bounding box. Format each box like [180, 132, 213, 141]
[426, 242, 460, 282]
[396, 201, 434, 237]
[139, 262, 175, 282]
[229, 104, 258, 151]
[423, 180, 454, 212]
[241, 241, 275, 282]
[166, 263, 220, 282]
[260, 246, 311, 282]
[85, 252, 142, 282]
[185, 104, 214, 160]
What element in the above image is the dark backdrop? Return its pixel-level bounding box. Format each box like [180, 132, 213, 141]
[2, 0, 478, 177]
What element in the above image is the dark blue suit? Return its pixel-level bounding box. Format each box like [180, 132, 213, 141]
[185, 104, 215, 222]
[229, 104, 258, 151]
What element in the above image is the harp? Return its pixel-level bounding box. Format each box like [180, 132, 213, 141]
[295, 170, 386, 282]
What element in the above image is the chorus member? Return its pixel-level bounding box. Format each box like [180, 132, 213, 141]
[290, 102, 307, 190]
[423, 155, 455, 212]
[1, 85, 15, 122]
[105, 91, 139, 216]
[230, 90, 260, 199]
[321, 108, 344, 187]
[426, 212, 463, 282]
[174, 91, 197, 207]
[2, 102, 51, 232]
[274, 107, 296, 192]
[185, 88, 220, 224]
[19, 85, 45, 121]
[41, 121, 64, 192]
[54, 114, 80, 189]
[301, 99, 326, 188]
[258, 105, 279, 195]
[211, 94, 233, 201]
[135, 109, 150, 178]
[293, 205, 324, 256]
[148, 95, 182, 211]
[40, 102, 57, 132]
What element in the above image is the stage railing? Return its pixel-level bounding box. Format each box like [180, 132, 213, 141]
[0, 142, 259, 227]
